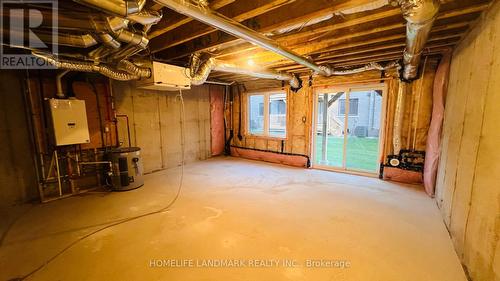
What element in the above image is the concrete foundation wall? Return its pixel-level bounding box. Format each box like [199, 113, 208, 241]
[435, 1, 500, 280]
[0, 71, 38, 206]
[111, 82, 212, 173]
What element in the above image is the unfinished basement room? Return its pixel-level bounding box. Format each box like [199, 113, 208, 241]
[1, 0, 499, 280]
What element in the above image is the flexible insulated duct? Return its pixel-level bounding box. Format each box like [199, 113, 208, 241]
[33, 52, 149, 81]
[319, 61, 399, 76]
[394, 0, 440, 80]
[189, 55, 300, 88]
[118, 60, 152, 78]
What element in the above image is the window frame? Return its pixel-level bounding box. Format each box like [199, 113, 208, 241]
[338, 98, 359, 116]
[246, 90, 288, 139]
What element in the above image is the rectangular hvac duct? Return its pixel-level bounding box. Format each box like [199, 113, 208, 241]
[136, 61, 191, 91]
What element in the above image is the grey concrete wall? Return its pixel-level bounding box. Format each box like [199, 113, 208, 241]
[0, 71, 38, 206]
[435, 2, 500, 280]
[112, 82, 211, 173]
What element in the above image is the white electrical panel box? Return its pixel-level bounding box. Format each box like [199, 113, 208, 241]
[135, 61, 191, 91]
[48, 99, 91, 146]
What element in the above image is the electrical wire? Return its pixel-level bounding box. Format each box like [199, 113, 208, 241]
[16, 90, 186, 281]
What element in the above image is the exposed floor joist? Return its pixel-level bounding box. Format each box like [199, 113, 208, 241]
[148, 0, 491, 82]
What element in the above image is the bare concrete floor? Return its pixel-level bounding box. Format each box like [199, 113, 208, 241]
[0, 157, 466, 281]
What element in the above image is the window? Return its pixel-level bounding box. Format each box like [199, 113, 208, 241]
[339, 98, 359, 116]
[248, 92, 287, 138]
[249, 95, 264, 134]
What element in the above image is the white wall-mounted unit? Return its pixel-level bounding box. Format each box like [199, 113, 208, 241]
[48, 99, 90, 146]
[136, 61, 191, 91]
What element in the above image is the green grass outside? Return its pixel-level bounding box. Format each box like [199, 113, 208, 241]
[315, 136, 380, 172]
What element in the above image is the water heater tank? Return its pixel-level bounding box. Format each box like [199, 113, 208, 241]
[107, 147, 144, 191]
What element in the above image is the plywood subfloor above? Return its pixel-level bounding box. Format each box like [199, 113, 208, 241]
[149, 0, 492, 82]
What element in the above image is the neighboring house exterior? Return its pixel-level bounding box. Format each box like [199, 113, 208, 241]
[249, 93, 287, 137]
[317, 90, 382, 138]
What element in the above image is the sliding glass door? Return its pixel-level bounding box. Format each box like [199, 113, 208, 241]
[313, 84, 385, 174]
[316, 91, 346, 169]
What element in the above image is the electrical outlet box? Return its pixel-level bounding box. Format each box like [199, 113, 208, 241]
[48, 99, 91, 146]
[135, 61, 191, 91]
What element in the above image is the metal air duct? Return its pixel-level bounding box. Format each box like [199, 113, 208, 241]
[154, 0, 329, 76]
[394, 0, 440, 80]
[127, 10, 163, 26]
[73, 0, 161, 26]
[112, 29, 149, 49]
[33, 52, 150, 81]
[156, 0, 401, 79]
[73, 0, 147, 17]
[56, 70, 71, 98]
[7, 29, 98, 48]
[97, 33, 122, 49]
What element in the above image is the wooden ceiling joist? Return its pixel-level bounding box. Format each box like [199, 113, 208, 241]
[147, 0, 491, 82]
[149, 0, 295, 52]
[150, 0, 375, 59]
[215, 2, 487, 60]
[148, 0, 235, 39]
[221, 10, 479, 66]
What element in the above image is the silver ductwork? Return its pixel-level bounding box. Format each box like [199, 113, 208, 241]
[33, 52, 150, 81]
[319, 61, 399, 76]
[97, 33, 122, 49]
[154, 0, 329, 76]
[112, 29, 149, 49]
[7, 29, 98, 48]
[73, 0, 146, 17]
[57, 33, 98, 48]
[156, 0, 401, 79]
[3, 0, 162, 83]
[73, 0, 160, 26]
[127, 10, 163, 26]
[393, 0, 440, 80]
[189, 55, 300, 88]
[56, 70, 71, 98]
[118, 60, 152, 78]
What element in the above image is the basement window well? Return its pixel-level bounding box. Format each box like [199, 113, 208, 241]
[248, 91, 287, 138]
